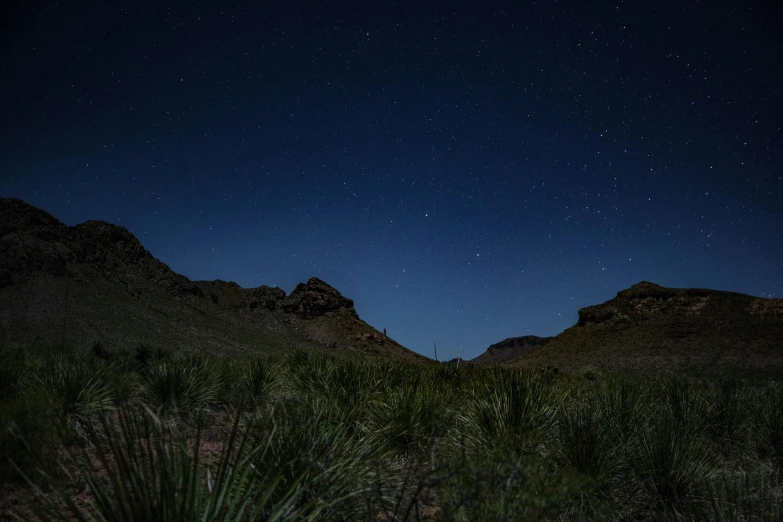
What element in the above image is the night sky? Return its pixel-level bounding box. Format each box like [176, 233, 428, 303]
[1, 1, 781, 360]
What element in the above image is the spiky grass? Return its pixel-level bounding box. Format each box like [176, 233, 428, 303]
[370, 381, 452, 453]
[709, 470, 783, 522]
[142, 358, 221, 419]
[557, 402, 623, 482]
[34, 359, 113, 436]
[246, 397, 390, 519]
[633, 407, 719, 518]
[16, 406, 313, 521]
[239, 359, 279, 408]
[461, 369, 559, 452]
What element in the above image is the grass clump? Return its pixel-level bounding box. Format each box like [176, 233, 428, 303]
[462, 369, 559, 452]
[19, 407, 311, 521]
[143, 357, 221, 418]
[34, 358, 114, 436]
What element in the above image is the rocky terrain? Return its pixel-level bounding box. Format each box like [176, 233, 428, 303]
[470, 335, 552, 364]
[0, 198, 423, 360]
[507, 281, 783, 376]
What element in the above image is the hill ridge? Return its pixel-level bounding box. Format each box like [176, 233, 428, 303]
[0, 198, 423, 360]
[471, 335, 552, 364]
[507, 280, 783, 376]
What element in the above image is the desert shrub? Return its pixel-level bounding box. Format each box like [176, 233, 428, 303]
[709, 470, 783, 522]
[432, 361, 465, 388]
[555, 399, 631, 519]
[246, 398, 387, 519]
[600, 376, 647, 443]
[660, 375, 711, 426]
[22, 407, 310, 522]
[142, 357, 221, 418]
[135, 343, 154, 366]
[755, 382, 783, 467]
[0, 347, 31, 400]
[0, 388, 59, 482]
[632, 405, 719, 518]
[557, 402, 623, 483]
[435, 447, 580, 521]
[284, 349, 316, 373]
[34, 358, 113, 437]
[103, 363, 140, 406]
[370, 380, 453, 453]
[707, 379, 755, 459]
[90, 341, 112, 361]
[462, 369, 559, 451]
[240, 359, 279, 408]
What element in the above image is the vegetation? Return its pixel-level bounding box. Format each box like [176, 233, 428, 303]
[2, 343, 783, 520]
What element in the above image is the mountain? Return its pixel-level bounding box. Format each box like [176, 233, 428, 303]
[506, 281, 783, 376]
[0, 198, 424, 360]
[471, 335, 552, 364]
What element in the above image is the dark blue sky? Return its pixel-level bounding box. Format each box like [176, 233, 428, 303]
[2, 0, 781, 360]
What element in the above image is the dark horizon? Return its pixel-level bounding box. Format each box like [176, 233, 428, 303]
[2, 0, 781, 359]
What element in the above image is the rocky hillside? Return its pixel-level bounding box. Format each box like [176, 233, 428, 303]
[507, 281, 783, 376]
[0, 198, 424, 360]
[471, 335, 552, 364]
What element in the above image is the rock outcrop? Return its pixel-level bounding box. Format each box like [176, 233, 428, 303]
[244, 286, 286, 311]
[281, 278, 357, 318]
[577, 281, 742, 327]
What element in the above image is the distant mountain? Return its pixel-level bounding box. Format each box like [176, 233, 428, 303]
[506, 281, 783, 376]
[471, 335, 552, 364]
[0, 198, 424, 360]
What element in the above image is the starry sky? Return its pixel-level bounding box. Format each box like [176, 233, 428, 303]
[1, 0, 781, 360]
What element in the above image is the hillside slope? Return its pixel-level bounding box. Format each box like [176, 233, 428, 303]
[0, 198, 423, 360]
[506, 281, 783, 376]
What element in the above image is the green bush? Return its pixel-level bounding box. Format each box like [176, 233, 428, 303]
[633, 407, 719, 518]
[34, 358, 113, 437]
[370, 381, 452, 453]
[240, 359, 279, 408]
[22, 407, 311, 522]
[462, 369, 559, 451]
[557, 402, 623, 483]
[1, 389, 59, 482]
[142, 358, 221, 418]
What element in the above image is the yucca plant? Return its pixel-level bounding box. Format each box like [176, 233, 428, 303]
[91, 341, 112, 361]
[16, 406, 310, 521]
[0, 346, 29, 400]
[708, 380, 754, 459]
[709, 470, 783, 522]
[289, 358, 369, 401]
[633, 409, 719, 518]
[246, 398, 388, 519]
[661, 375, 711, 426]
[35, 359, 113, 436]
[462, 370, 559, 451]
[756, 382, 783, 467]
[142, 358, 221, 418]
[240, 359, 279, 408]
[556, 401, 629, 519]
[135, 343, 154, 366]
[434, 447, 579, 521]
[600, 376, 647, 444]
[557, 402, 623, 482]
[370, 381, 452, 453]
